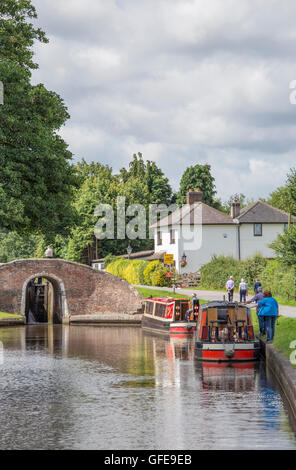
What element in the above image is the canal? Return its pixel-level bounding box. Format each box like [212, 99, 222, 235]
[0, 325, 295, 450]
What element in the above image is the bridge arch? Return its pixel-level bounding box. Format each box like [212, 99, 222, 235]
[21, 272, 69, 323]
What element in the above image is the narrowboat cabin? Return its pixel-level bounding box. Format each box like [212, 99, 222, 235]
[194, 301, 260, 362]
[142, 297, 197, 336]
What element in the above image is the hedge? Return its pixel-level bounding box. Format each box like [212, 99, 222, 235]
[200, 254, 295, 299]
[200, 254, 267, 290]
[106, 258, 169, 286]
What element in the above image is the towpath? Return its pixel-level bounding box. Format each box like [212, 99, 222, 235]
[134, 285, 296, 319]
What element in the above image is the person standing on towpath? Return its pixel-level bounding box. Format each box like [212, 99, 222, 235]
[246, 286, 265, 335]
[254, 278, 262, 295]
[226, 276, 235, 302]
[258, 290, 279, 343]
[239, 278, 248, 303]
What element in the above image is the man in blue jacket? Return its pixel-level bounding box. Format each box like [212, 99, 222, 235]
[258, 291, 279, 343]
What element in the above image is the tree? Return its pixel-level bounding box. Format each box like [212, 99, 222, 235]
[67, 155, 173, 263]
[0, 0, 48, 71]
[222, 193, 247, 214]
[0, 0, 77, 235]
[268, 186, 296, 218]
[177, 164, 217, 207]
[0, 229, 37, 262]
[120, 153, 173, 205]
[268, 169, 296, 227]
[270, 225, 296, 266]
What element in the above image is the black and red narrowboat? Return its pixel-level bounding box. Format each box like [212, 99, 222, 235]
[194, 301, 260, 362]
[142, 297, 197, 336]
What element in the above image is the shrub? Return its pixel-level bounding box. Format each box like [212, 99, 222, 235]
[104, 253, 117, 268]
[260, 260, 294, 299]
[200, 254, 267, 290]
[150, 264, 170, 287]
[106, 258, 154, 285]
[143, 260, 163, 285]
[200, 254, 295, 301]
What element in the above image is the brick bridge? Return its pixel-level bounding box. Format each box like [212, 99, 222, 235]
[0, 259, 143, 322]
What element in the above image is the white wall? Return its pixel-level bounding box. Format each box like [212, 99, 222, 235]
[154, 222, 287, 273]
[155, 224, 238, 272]
[240, 223, 286, 259]
[154, 227, 180, 267]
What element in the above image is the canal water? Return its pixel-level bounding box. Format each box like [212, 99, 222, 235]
[0, 325, 295, 450]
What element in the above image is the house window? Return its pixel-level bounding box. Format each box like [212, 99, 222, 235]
[157, 231, 162, 245]
[254, 223, 262, 236]
[170, 229, 176, 244]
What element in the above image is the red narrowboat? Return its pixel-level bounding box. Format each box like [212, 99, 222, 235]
[142, 297, 197, 336]
[194, 301, 260, 362]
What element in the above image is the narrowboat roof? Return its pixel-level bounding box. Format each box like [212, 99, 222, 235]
[201, 301, 248, 309]
[145, 297, 188, 303]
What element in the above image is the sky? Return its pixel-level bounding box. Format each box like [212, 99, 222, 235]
[31, 0, 296, 202]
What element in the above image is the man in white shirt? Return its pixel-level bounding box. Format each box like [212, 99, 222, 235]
[226, 276, 235, 302]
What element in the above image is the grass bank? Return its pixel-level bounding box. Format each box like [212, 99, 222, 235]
[251, 310, 296, 368]
[0, 312, 22, 320]
[135, 287, 208, 304]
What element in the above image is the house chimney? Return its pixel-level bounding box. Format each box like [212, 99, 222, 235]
[231, 200, 241, 218]
[186, 188, 203, 205]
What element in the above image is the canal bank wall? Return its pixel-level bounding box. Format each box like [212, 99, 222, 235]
[0, 317, 26, 326]
[260, 339, 296, 422]
[69, 312, 142, 325]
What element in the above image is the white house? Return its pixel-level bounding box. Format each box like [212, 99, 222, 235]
[151, 189, 296, 273]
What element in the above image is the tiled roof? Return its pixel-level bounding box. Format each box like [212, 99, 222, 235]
[150, 202, 234, 228]
[236, 201, 296, 224]
[150, 200, 296, 228]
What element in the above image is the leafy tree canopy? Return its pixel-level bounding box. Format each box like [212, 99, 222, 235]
[177, 163, 217, 207]
[0, 0, 48, 70]
[0, 0, 77, 236]
[120, 152, 173, 205]
[270, 225, 296, 266]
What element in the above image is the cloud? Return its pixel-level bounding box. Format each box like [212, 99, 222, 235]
[31, 0, 296, 200]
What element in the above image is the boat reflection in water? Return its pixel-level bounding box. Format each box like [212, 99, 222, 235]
[198, 361, 257, 392]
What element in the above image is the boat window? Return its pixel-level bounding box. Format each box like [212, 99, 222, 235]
[181, 302, 189, 320]
[145, 301, 154, 314]
[155, 303, 166, 317]
[218, 309, 228, 322]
